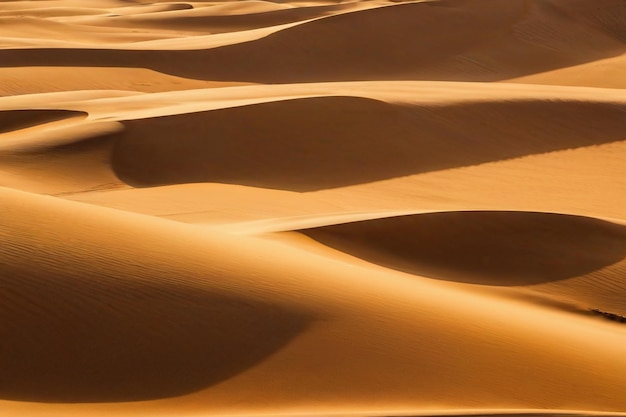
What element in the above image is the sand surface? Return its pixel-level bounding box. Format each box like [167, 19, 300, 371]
[1, 1, 625, 416]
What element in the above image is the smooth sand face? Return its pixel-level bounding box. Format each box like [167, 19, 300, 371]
[1, 1, 625, 417]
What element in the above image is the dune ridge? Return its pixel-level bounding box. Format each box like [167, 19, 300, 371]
[2, 0, 624, 84]
[0, 109, 86, 133]
[3, 187, 626, 412]
[110, 96, 626, 191]
[2, 84, 624, 194]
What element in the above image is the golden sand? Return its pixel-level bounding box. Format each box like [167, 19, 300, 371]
[1, 1, 625, 416]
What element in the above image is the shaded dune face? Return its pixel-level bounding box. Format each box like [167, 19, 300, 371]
[0, 110, 87, 134]
[171, 0, 626, 83]
[100, 3, 353, 34]
[298, 211, 626, 286]
[0, 0, 623, 83]
[187, 0, 524, 82]
[111, 96, 626, 191]
[0, 284, 310, 404]
[0, 276, 309, 403]
[0, 216, 311, 403]
[0, 124, 120, 156]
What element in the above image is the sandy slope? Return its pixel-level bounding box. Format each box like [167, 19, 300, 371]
[2, 0, 624, 83]
[507, 53, 626, 89]
[1, 1, 625, 417]
[2, 81, 624, 195]
[3, 187, 626, 415]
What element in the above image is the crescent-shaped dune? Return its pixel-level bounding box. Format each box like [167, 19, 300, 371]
[109, 96, 626, 191]
[1, 0, 625, 83]
[296, 211, 626, 286]
[1, 1, 625, 416]
[3, 88, 624, 192]
[3, 188, 626, 410]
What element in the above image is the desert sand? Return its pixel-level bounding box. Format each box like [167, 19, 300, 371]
[1, 1, 626, 417]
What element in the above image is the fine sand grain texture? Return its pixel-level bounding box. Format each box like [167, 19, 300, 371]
[1, 1, 625, 417]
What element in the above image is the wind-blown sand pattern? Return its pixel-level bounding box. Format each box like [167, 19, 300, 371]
[1, 1, 625, 417]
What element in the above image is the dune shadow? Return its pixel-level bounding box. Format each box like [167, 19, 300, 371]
[107, 3, 352, 34]
[109, 96, 626, 191]
[0, 110, 87, 134]
[0, 270, 310, 402]
[298, 211, 626, 286]
[0, 1, 624, 83]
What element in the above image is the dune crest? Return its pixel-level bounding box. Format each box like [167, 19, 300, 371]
[4, 90, 622, 192]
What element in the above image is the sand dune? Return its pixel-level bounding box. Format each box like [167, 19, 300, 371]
[2, 83, 624, 194]
[111, 96, 626, 191]
[2, 0, 624, 84]
[82, 3, 358, 34]
[1, 1, 626, 416]
[507, 52, 626, 88]
[0, 109, 86, 134]
[0, 67, 248, 96]
[296, 211, 626, 285]
[3, 187, 626, 415]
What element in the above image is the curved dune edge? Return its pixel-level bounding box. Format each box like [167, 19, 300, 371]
[0, 0, 624, 84]
[0, 113, 124, 193]
[85, 3, 359, 35]
[0, 119, 122, 153]
[67, 93, 626, 192]
[506, 54, 626, 89]
[1, 86, 624, 195]
[295, 210, 626, 286]
[0, 109, 87, 134]
[0, 67, 251, 96]
[3, 188, 626, 411]
[0, 187, 313, 403]
[289, 209, 626, 316]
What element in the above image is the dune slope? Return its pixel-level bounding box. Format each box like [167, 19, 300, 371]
[1, 0, 624, 84]
[3, 188, 626, 414]
[110, 96, 626, 191]
[297, 211, 626, 286]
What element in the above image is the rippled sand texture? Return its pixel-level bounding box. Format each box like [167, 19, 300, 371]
[1, 1, 625, 417]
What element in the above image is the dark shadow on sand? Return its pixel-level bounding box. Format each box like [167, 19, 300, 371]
[0, 268, 310, 402]
[109, 96, 626, 192]
[298, 211, 626, 286]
